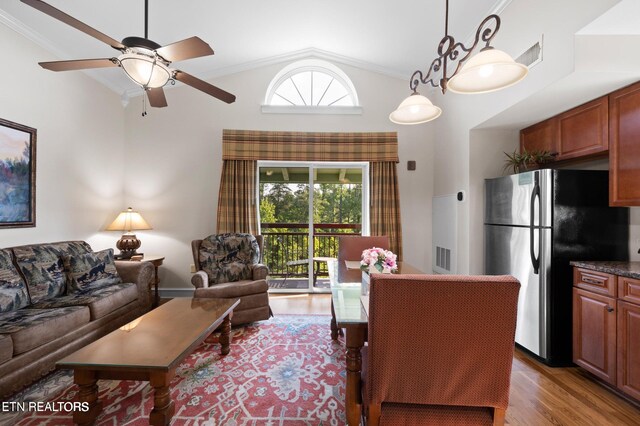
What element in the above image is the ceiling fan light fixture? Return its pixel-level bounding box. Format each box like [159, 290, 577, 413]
[389, 93, 442, 125]
[118, 52, 171, 89]
[446, 48, 529, 94]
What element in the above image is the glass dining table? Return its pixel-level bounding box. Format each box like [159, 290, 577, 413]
[328, 260, 423, 426]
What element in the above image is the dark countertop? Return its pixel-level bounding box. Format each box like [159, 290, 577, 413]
[570, 261, 640, 280]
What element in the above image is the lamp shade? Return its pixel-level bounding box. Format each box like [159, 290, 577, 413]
[118, 53, 171, 88]
[106, 207, 152, 233]
[389, 93, 442, 125]
[447, 48, 528, 94]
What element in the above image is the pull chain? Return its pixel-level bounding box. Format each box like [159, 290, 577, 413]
[142, 91, 147, 117]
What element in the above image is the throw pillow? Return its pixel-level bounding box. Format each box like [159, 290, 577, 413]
[0, 249, 30, 313]
[14, 245, 67, 303]
[199, 233, 259, 284]
[64, 249, 122, 293]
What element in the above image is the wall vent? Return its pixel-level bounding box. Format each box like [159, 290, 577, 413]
[432, 194, 458, 274]
[435, 246, 451, 271]
[516, 36, 543, 69]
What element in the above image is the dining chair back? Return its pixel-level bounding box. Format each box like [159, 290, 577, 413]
[364, 274, 520, 425]
[337, 235, 390, 283]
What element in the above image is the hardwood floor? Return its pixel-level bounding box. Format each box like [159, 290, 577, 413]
[269, 293, 332, 315]
[268, 293, 640, 425]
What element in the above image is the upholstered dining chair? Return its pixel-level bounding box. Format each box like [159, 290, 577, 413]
[337, 235, 390, 283]
[330, 235, 390, 340]
[363, 274, 520, 426]
[191, 233, 271, 325]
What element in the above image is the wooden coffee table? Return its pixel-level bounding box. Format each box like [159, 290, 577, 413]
[57, 297, 240, 426]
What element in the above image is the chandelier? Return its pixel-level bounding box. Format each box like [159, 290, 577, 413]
[390, 0, 528, 125]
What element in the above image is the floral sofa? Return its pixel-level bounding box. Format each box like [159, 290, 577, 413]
[0, 240, 154, 397]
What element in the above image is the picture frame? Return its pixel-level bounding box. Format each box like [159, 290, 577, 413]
[0, 118, 36, 228]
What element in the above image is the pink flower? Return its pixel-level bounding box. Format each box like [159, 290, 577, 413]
[360, 247, 398, 272]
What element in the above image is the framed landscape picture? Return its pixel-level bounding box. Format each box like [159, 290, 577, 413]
[0, 118, 36, 228]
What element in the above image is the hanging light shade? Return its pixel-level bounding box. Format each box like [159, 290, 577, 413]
[118, 52, 171, 89]
[447, 48, 528, 94]
[390, 1, 528, 125]
[389, 94, 442, 125]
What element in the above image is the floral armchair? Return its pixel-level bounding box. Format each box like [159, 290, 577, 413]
[191, 233, 271, 325]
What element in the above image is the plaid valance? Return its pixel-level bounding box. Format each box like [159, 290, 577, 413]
[222, 129, 398, 162]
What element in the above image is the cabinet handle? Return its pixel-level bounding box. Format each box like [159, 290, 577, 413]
[582, 277, 603, 285]
[606, 306, 614, 313]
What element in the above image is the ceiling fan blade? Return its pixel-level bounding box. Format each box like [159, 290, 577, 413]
[39, 58, 118, 72]
[146, 87, 168, 108]
[173, 70, 236, 104]
[20, 0, 125, 50]
[156, 36, 214, 63]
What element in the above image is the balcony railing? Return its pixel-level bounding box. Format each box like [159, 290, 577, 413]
[261, 223, 361, 278]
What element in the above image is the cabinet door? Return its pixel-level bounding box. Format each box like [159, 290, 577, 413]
[557, 96, 608, 160]
[573, 288, 617, 384]
[617, 300, 640, 400]
[520, 118, 558, 155]
[609, 81, 640, 206]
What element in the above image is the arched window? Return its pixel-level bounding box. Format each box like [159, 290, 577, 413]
[262, 59, 362, 114]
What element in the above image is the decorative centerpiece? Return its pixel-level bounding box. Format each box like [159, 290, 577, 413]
[360, 247, 398, 274]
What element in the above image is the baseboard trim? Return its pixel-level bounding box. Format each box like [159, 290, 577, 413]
[158, 288, 195, 298]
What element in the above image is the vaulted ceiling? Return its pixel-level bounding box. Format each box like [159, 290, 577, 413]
[0, 0, 499, 96]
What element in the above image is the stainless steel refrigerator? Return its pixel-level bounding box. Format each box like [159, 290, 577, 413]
[484, 169, 628, 366]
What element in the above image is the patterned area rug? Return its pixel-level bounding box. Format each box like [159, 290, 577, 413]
[2, 315, 346, 425]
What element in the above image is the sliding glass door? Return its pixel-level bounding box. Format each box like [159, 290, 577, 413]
[258, 162, 369, 293]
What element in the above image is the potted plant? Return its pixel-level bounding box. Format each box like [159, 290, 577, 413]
[503, 149, 556, 174]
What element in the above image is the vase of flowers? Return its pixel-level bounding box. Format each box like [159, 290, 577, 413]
[360, 247, 398, 274]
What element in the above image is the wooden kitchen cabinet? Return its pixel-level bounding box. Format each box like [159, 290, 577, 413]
[520, 117, 558, 155]
[617, 276, 640, 400]
[573, 266, 640, 403]
[520, 96, 609, 161]
[617, 300, 640, 400]
[557, 96, 608, 161]
[609, 81, 640, 206]
[573, 287, 617, 384]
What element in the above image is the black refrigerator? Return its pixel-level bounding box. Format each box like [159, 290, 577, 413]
[484, 169, 628, 366]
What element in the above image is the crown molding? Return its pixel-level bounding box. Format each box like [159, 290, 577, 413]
[206, 47, 409, 81]
[5, 4, 484, 102]
[124, 47, 411, 99]
[461, 0, 515, 45]
[491, 0, 515, 16]
[0, 8, 128, 97]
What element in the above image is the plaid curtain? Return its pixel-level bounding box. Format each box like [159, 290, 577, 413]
[216, 160, 258, 234]
[222, 129, 398, 162]
[370, 162, 403, 260]
[218, 130, 402, 256]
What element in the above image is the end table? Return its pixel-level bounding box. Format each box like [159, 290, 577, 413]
[128, 255, 165, 308]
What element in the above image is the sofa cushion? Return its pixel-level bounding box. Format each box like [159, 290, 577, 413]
[0, 249, 30, 313]
[13, 241, 91, 303]
[31, 282, 137, 320]
[199, 233, 260, 284]
[0, 334, 12, 365]
[0, 306, 90, 355]
[64, 248, 122, 293]
[194, 279, 268, 299]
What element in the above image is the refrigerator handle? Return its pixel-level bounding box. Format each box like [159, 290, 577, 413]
[530, 173, 541, 274]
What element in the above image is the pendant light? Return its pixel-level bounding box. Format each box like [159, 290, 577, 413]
[390, 0, 528, 125]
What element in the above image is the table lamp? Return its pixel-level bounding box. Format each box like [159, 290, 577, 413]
[106, 207, 152, 259]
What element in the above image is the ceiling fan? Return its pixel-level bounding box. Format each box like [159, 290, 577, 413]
[21, 0, 236, 108]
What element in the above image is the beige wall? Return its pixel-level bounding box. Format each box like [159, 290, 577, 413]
[122, 62, 435, 291]
[4, 0, 636, 291]
[432, 0, 621, 273]
[0, 22, 126, 249]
